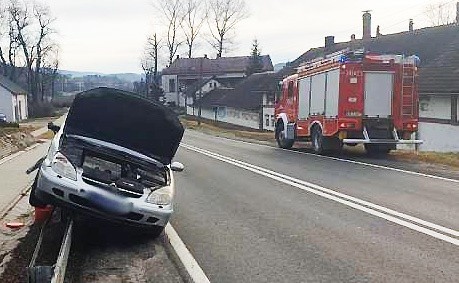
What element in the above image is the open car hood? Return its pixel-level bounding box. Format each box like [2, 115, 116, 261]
[63, 87, 184, 165]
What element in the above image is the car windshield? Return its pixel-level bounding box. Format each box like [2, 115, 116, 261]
[1, 1, 459, 283]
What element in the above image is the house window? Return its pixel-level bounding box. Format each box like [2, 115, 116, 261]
[214, 82, 217, 88]
[271, 115, 275, 127]
[169, 78, 176, 92]
[265, 114, 270, 127]
[209, 82, 213, 88]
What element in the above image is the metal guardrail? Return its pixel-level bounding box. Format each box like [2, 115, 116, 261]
[51, 219, 73, 283]
[27, 214, 73, 283]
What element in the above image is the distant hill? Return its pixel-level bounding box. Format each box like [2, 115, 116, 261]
[107, 73, 143, 83]
[59, 70, 143, 83]
[58, 70, 104, 77]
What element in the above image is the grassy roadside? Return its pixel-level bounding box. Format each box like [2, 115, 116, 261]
[180, 116, 459, 169]
[180, 117, 275, 145]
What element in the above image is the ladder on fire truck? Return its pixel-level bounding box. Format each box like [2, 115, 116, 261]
[401, 57, 417, 117]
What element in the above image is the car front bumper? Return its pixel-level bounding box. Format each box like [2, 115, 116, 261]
[36, 164, 173, 228]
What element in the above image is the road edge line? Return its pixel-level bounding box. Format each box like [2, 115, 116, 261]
[165, 224, 211, 283]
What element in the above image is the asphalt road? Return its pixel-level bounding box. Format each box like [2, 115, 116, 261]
[171, 130, 459, 282]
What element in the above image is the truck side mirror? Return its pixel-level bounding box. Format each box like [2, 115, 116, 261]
[48, 122, 60, 134]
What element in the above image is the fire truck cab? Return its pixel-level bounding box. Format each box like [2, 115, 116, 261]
[275, 49, 422, 154]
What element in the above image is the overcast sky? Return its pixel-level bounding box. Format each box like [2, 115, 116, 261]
[49, 0, 456, 74]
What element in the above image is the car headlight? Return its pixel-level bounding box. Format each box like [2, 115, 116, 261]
[146, 186, 173, 205]
[51, 152, 77, 181]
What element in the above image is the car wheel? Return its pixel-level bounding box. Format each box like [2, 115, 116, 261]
[29, 173, 48, 208]
[275, 123, 294, 149]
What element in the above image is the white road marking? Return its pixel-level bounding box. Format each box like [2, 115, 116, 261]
[165, 224, 211, 283]
[188, 131, 459, 184]
[182, 143, 459, 246]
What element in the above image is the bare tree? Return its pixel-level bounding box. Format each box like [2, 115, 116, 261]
[140, 33, 164, 101]
[425, 1, 455, 26]
[8, 0, 34, 91]
[154, 0, 184, 65]
[0, 2, 9, 76]
[33, 2, 56, 100]
[6, 0, 31, 85]
[4, 0, 57, 102]
[181, 0, 206, 58]
[146, 33, 161, 82]
[207, 0, 249, 58]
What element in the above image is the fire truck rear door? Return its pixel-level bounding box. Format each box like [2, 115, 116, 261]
[364, 72, 393, 117]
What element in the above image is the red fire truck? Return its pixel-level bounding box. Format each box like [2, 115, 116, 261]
[274, 49, 422, 154]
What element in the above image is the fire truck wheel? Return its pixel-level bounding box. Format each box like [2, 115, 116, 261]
[311, 127, 324, 154]
[364, 144, 391, 156]
[275, 123, 294, 149]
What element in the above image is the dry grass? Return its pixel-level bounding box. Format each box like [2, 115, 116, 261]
[391, 151, 459, 168]
[37, 130, 55, 140]
[181, 118, 275, 142]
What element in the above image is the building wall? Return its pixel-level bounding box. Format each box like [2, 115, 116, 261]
[262, 93, 276, 131]
[262, 106, 275, 131]
[418, 122, 459, 152]
[0, 87, 13, 122]
[13, 94, 28, 121]
[414, 94, 459, 152]
[223, 107, 260, 129]
[161, 74, 179, 104]
[188, 106, 260, 129]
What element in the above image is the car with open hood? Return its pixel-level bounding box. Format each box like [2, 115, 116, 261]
[29, 87, 185, 236]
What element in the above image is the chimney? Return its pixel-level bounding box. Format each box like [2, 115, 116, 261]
[204, 54, 208, 59]
[325, 36, 335, 50]
[409, 19, 414, 32]
[351, 34, 356, 41]
[362, 10, 372, 40]
[376, 25, 381, 36]
[176, 55, 180, 59]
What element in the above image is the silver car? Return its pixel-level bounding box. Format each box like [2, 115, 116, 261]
[30, 87, 184, 236]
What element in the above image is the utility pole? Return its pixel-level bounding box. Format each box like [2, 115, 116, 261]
[198, 56, 203, 126]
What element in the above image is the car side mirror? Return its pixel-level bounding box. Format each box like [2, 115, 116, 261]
[171, 162, 184, 172]
[48, 122, 60, 134]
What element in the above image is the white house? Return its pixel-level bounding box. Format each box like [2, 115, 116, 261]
[0, 76, 28, 122]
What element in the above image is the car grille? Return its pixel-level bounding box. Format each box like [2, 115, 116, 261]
[82, 176, 143, 198]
